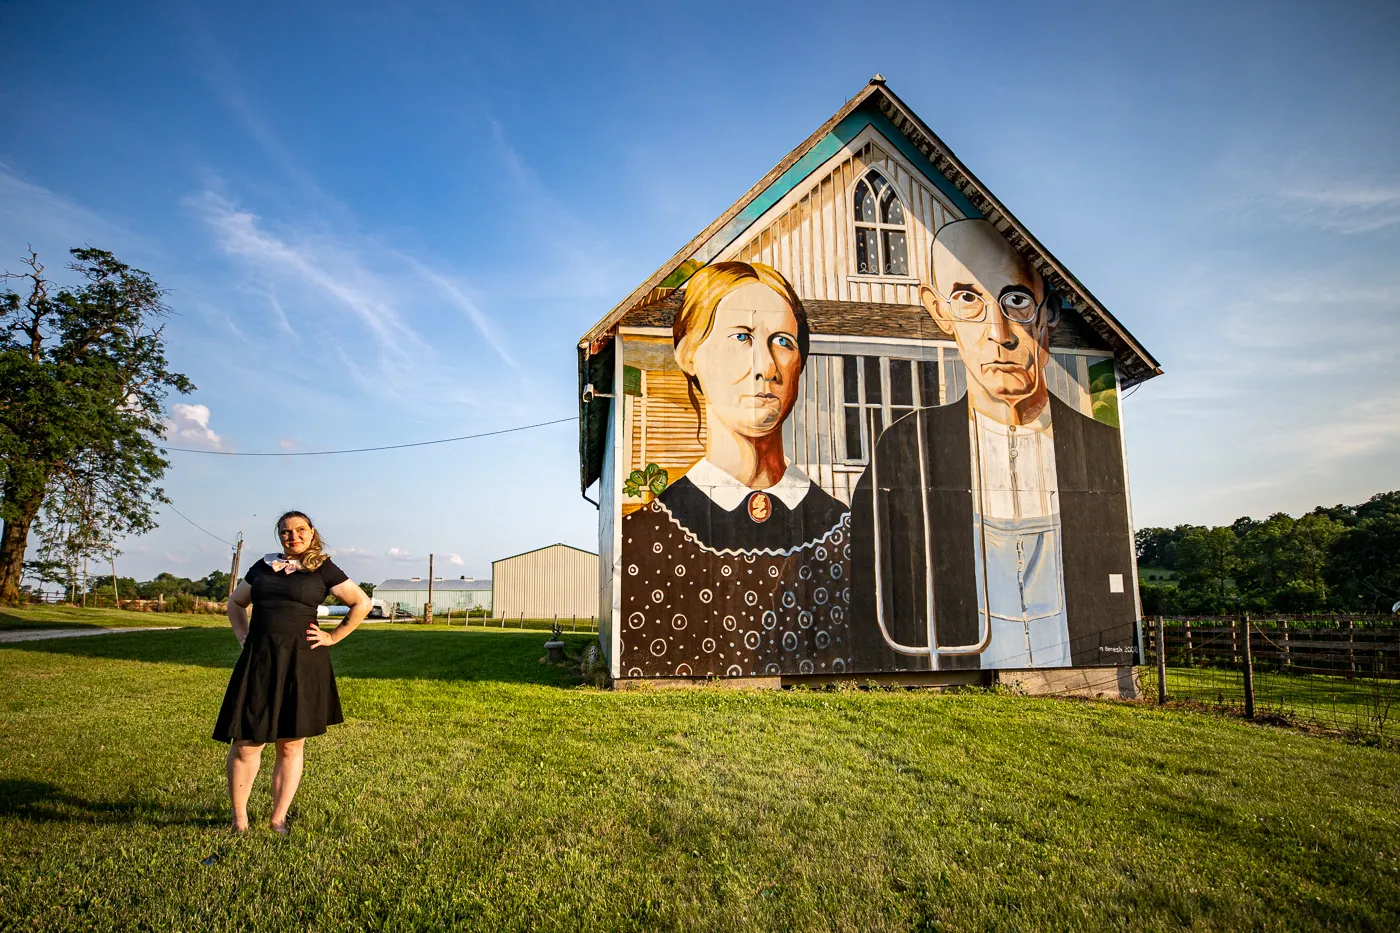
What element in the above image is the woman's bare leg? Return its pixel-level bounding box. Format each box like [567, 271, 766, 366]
[227, 741, 263, 831]
[269, 738, 305, 830]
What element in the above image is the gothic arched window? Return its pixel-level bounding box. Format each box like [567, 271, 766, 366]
[852, 169, 909, 277]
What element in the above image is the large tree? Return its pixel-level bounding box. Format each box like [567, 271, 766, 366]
[0, 248, 193, 604]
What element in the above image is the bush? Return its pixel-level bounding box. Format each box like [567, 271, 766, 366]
[1139, 582, 1181, 616]
[164, 594, 196, 613]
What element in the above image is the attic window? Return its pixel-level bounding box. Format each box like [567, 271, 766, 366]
[852, 169, 909, 277]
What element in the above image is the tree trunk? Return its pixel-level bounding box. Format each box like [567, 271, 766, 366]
[0, 483, 46, 606]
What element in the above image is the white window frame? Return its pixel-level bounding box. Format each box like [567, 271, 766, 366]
[837, 354, 939, 466]
[849, 168, 912, 280]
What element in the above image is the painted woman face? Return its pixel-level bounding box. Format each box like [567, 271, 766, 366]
[688, 282, 803, 439]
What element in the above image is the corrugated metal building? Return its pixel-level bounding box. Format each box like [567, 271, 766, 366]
[375, 577, 492, 615]
[492, 544, 599, 620]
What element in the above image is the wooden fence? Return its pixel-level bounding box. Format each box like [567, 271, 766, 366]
[1159, 617, 1398, 679]
[1144, 616, 1400, 742]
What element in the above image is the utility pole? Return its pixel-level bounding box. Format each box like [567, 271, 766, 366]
[228, 533, 244, 599]
[424, 553, 435, 624]
[82, 556, 89, 608]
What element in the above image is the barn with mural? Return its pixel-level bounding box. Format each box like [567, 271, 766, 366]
[578, 77, 1161, 685]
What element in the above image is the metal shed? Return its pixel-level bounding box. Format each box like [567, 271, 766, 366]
[491, 544, 599, 620]
[374, 577, 492, 616]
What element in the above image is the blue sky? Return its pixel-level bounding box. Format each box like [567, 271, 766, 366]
[2, 1, 1398, 586]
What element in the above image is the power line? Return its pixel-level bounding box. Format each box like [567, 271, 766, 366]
[167, 503, 235, 547]
[162, 416, 578, 457]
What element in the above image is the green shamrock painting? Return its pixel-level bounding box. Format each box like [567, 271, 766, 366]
[624, 463, 669, 499]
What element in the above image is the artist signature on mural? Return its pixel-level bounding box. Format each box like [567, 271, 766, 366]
[1097, 645, 1136, 654]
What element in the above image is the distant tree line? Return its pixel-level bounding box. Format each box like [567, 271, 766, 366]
[22, 569, 376, 609]
[74, 569, 232, 603]
[1137, 490, 1400, 615]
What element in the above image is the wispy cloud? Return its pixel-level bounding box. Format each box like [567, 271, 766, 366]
[190, 191, 429, 362]
[330, 546, 376, 557]
[1223, 146, 1400, 235]
[398, 256, 515, 366]
[189, 191, 514, 376]
[1270, 180, 1400, 234]
[485, 119, 627, 300]
[0, 164, 145, 263]
[164, 403, 227, 450]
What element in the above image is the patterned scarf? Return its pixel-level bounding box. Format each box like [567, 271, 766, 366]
[263, 553, 304, 574]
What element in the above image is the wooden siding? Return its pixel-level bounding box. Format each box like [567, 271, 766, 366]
[493, 545, 599, 620]
[627, 371, 706, 481]
[723, 139, 962, 306]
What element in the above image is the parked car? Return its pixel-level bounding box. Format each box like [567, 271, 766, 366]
[316, 598, 389, 620]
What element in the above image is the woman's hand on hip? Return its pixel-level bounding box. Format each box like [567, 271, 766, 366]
[305, 624, 336, 649]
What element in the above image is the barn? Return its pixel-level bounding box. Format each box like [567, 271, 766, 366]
[375, 577, 492, 616]
[491, 544, 599, 621]
[577, 76, 1161, 686]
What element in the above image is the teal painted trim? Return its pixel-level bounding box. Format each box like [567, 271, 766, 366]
[692, 110, 869, 264]
[685, 101, 981, 277]
[861, 106, 981, 218]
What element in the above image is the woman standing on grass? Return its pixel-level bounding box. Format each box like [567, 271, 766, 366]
[214, 511, 372, 833]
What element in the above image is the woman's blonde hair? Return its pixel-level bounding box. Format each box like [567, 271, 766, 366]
[672, 262, 810, 409]
[276, 510, 329, 571]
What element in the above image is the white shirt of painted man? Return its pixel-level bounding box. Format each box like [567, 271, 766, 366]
[967, 406, 1071, 668]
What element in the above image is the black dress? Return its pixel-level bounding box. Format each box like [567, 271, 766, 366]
[213, 558, 350, 743]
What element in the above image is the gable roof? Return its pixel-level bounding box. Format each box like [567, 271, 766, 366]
[491, 542, 599, 565]
[577, 76, 1162, 491]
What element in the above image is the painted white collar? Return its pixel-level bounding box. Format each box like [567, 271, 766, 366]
[682, 457, 812, 512]
[973, 404, 1053, 436]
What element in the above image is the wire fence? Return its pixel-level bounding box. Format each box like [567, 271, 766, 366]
[412, 609, 599, 635]
[1141, 616, 1400, 743]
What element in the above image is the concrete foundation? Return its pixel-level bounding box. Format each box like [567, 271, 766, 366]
[996, 665, 1140, 700]
[613, 666, 1138, 697]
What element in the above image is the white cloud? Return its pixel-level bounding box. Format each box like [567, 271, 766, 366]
[278, 438, 298, 450]
[445, 553, 465, 566]
[164, 403, 226, 450]
[387, 547, 414, 561]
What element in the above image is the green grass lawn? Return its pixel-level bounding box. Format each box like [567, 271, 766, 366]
[2, 612, 1398, 931]
[0, 605, 227, 632]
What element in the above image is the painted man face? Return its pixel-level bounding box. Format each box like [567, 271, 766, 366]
[687, 282, 803, 439]
[921, 220, 1051, 412]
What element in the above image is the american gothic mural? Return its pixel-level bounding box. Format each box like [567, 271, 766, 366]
[578, 78, 1160, 681]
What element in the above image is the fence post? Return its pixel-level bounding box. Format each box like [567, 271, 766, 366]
[1185, 619, 1193, 666]
[1281, 620, 1292, 668]
[1242, 613, 1255, 719]
[1156, 615, 1167, 705]
[1231, 618, 1240, 665]
[1347, 619, 1357, 678]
